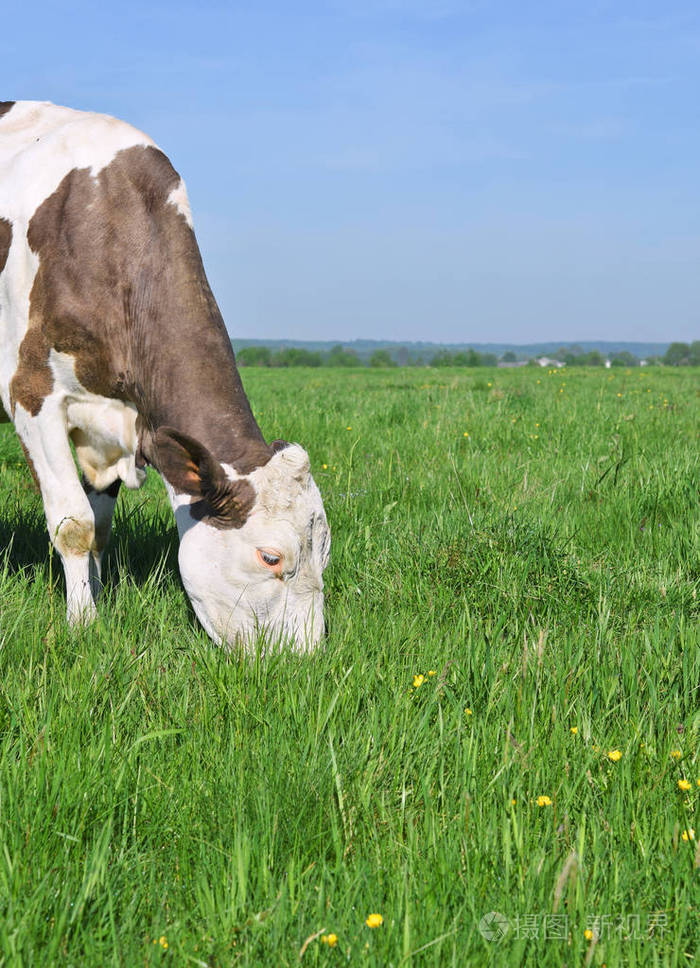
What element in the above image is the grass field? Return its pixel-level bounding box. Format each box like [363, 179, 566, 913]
[0, 365, 698, 966]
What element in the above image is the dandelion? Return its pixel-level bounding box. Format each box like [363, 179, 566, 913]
[428, 669, 437, 676]
[413, 674, 425, 689]
[465, 707, 472, 716]
[346, 425, 352, 431]
[366, 914, 383, 929]
[678, 779, 691, 791]
[584, 929, 594, 941]
[463, 431, 469, 437]
[681, 829, 695, 842]
[487, 382, 492, 387]
[159, 936, 168, 950]
[570, 726, 578, 735]
[511, 798, 516, 806]
[321, 933, 338, 946]
[670, 750, 682, 760]
[607, 750, 622, 762]
[322, 463, 328, 470]
[536, 795, 552, 807]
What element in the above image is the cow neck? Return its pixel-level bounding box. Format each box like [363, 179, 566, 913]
[134, 309, 273, 476]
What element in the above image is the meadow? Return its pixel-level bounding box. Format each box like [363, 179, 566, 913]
[0, 365, 697, 966]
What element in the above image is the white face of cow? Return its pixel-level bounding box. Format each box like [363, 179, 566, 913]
[156, 429, 330, 651]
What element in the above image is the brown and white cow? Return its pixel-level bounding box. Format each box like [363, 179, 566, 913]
[0, 100, 330, 650]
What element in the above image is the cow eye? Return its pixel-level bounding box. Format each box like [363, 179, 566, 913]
[257, 548, 282, 569]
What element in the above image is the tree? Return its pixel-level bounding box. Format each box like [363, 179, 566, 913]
[501, 351, 517, 362]
[237, 346, 271, 367]
[368, 350, 397, 368]
[664, 342, 690, 366]
[430, 351, 453, 367]
[690, 341, 700, 366]
[270, 348, 322, 367]
[327, 345, 359, 367]
[395, 346, 410, 366]
[611, 351, 639, 367]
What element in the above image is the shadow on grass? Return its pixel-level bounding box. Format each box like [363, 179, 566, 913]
[0, 491, 181, 593]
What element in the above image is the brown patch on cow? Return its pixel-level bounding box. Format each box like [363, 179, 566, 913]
[10, 327, 53, 416]
[0, 217, 11, 274]
[54, 516, 95, 558]
[0, 102, 15, 119]
[155, 425, 255, 528]
[22, 143, 276, 472]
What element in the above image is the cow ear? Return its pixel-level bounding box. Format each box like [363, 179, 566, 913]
[155, 426, 223, 496]
[154, 426, 255, 528]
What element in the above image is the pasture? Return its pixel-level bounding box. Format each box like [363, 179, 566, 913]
[0, 365, 697, 966]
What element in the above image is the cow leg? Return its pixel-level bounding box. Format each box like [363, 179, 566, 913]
[82, 477, 121, 599]
[14, 401, 98, 625]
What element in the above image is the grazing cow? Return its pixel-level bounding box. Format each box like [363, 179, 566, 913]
[0, 101, 330, 649]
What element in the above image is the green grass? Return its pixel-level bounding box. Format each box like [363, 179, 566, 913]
[0, 365, 698, 966]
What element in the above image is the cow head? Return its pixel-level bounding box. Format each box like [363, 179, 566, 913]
[155, 427, 330, 651]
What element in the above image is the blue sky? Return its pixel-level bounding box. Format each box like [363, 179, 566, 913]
[6, 1, 700, 343]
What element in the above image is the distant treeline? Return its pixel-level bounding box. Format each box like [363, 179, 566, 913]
[236, 341, 699, 368]
[238, 345, 501, 367]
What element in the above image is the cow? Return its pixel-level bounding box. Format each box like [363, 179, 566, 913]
[0, 100, 330, 650]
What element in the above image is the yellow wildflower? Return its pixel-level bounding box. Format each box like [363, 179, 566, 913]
[536, 795, 552, 807]
[678, 779, 691, 791]
[159, 936, 168, 950]
[322, 463, 328, 470]
[321, 933, 338, 946]
[681, 829, 695, 842]
[463, 431, 469, 437]
[570, 726, 578, 735]
[584, 929, 594, 941]
[428, 669, 437, 676]
[670, 750, 681, 759]
[346, 425, 352, 430]
[465, 707, 472, 716]
[413, 674, 425, 689]
[607, 749, 622, 762]
[366, 914, 383, 929]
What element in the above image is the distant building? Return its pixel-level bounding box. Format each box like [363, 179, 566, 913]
[535, 357, 565, 368]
